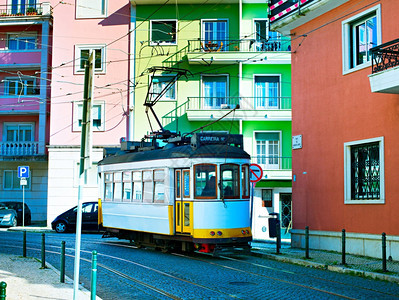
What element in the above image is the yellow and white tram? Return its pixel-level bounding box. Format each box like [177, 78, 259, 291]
[98, 132, 252, 255]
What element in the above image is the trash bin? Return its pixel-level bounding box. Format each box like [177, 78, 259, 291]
[268, 213, 280, 238]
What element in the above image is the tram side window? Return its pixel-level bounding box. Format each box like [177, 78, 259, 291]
[143, 170, 154, 203]
[195, 164, 216, 198]
[242, 164, 250, 198]
[154, 169, 165, 203]
[113, 172, 122, 202]
[221, 164, 239, 198]
[122, 171, 132, 202]
[132, 171, 142, 202]
[104, 173, 113, 201]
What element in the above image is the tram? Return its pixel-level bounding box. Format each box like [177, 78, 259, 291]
[97, 132, 252, 255]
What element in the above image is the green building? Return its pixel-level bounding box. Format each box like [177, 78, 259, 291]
[131, 0, 292, 240]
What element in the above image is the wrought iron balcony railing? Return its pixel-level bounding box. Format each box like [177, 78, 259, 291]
[251, 156, 292, 171]
[0, 141, 39, 156]
[187, 96, 291, 110]
[0, 3, 45, 17]
[371, 38, 399, 74]
[188, 38, 291, 53]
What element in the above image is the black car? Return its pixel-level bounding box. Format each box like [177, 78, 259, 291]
[51, 202, 99, 233]
[0, 201, 31, 226]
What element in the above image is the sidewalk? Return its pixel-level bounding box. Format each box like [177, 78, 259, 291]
[250, 241, 399, 284]
[1, 226, 100, 299]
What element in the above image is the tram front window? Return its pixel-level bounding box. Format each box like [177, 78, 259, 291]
[195, 164, 216, 198]
[221, 164, 239, 198]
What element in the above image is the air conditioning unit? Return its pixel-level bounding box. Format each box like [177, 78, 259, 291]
[220, 104, 231, 109]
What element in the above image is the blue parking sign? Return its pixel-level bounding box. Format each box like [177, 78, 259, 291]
[18, 166, 30, 178]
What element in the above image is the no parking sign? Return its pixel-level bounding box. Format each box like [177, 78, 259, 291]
[249, 163, 263, 183]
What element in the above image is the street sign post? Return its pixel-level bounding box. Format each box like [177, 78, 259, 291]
[249, 163, 263, 231]
[18, 166, 29, 227]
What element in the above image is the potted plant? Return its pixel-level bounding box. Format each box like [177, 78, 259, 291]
[26, 7, 37, 15]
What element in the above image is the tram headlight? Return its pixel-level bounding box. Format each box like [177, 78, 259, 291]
[210, 231, 215, 236]
[217, 231, 222, 236]
[241, 230, 246, 235]
[246, 230, 250, 234]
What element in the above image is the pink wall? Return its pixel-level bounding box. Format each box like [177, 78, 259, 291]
[291, 0, 399, 235]
[49, 1, 131, 146]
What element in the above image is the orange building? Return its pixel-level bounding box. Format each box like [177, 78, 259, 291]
[270, 0, 399, 258]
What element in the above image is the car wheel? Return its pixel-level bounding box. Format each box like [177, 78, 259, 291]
[12, 217, 17, 227]
[55, 221, 67, 233]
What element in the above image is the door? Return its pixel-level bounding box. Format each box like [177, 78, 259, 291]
[280, 193, 292, 239]
[175, 169, 192, 234]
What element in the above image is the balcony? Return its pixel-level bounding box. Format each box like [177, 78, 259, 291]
[0, 141, 39, 157]
[369, 38, 399, 94]
[269, 0, 349, 35]
[0, 3, 50, 18]
[0, 51, 41, 69]
[186, 38, 291, 64]
[162, 96, 291, 125]
[251, 156, 292, 180]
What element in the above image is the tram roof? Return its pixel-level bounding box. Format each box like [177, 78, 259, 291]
[98, 143, 250, 166]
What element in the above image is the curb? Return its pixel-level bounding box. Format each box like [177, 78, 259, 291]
[251, 250, 399, 284]
[7, 227, 55, 233]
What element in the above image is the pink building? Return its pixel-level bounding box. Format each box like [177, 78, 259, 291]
[270, 0, 399, 258]
[47, 0, 132, 224]
[0, 1, 52, 223]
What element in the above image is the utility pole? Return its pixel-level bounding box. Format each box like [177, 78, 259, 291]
[73, 52, 94, 299]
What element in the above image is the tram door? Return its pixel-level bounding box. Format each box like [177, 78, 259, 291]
[175, 169, 192, 234]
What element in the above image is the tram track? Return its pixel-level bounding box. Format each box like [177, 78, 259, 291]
[172, 252, 399, 299]
[3, 234, 399, 299]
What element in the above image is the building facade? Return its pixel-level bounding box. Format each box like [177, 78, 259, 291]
[46, 0, 131, 225]
[132, 0, 292, 240]
[270, 0, 399, 258]
[0, 1, 52, 223]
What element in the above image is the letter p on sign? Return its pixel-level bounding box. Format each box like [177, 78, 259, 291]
[18, 166, 30, 178]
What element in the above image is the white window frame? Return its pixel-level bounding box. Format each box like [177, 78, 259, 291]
[253, 74, 281, 109]
[72, 100, 105, 132]
[150, 74, 177, 101]
[253, 131, 281, 170]
[344, 136, 385, 204]
[74, 44, 106, 74]
[150, 19, 177, 46]
[3, 122, 34, 142]
[76, 0, 107, 19]
[342, 4, 381, 75]
[201, 74, 229, 109]
[7, 32, 38, 50]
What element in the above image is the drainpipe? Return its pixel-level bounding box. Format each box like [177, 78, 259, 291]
[128, 4, 136, 141]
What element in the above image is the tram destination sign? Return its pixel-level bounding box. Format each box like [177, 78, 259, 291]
[191, 133, 243, 148]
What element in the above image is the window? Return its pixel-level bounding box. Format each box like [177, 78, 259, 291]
[151, 75, 176, 100]
[344, 137, 384, 204]
[75, 45, 106, 73]
[11, 0, 37, 14]
[242, 164, 250, 199]
[104, 173, 113, 201]
[262, 189, 273, 207]
[255, 132, 280, 170]
[202, 75, 228, 109]
[342, 5, 381, 73]
[202, 20, 227, 51]
[76, 0, 106, 18]
[73, 101, 105, 131]
[150, 20, 177, 45]
[143, 170, 153, 203]
[4, 123, 33, 142]
[4, 170, 31, 190]
[122, 172, 132, 202]
[4, 77, 38, 96]
[8, 33, 37, 50]
[254, 76, 280, 109]
[221, 164, 239, 198]
[113, 172, 122, 202]
[132, 171, 142, 202]
[154, 169, 165, 203]
[195, 164, 216, 198]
